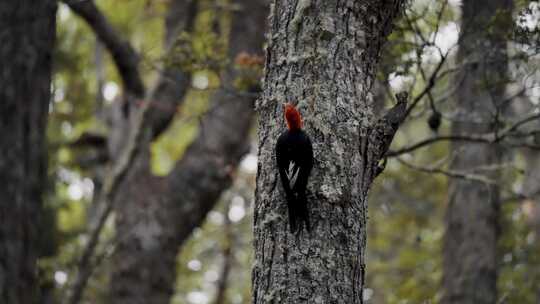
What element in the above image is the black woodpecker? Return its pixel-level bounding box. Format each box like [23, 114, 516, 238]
[275, 103, 314, 233]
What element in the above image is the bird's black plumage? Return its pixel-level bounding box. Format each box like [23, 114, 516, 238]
[275, 128, 313, 233]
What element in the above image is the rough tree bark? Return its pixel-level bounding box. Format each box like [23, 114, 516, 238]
[442, 0, 512, 303]
[0, 1, 57, 303]
[107, 0, 268, 303]
[252, 1, 406, 303]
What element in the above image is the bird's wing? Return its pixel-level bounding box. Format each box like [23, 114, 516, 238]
[287, 162, 300, 189]
[276, 132, 294, 197]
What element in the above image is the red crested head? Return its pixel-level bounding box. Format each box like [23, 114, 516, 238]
[284, 103, 303, 131]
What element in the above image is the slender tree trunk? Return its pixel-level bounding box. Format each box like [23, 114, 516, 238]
[214, 201, 233, 304]
[442, 1, 512, 303]
[252, 1, 406, 303]
[0, 1, 56, 303]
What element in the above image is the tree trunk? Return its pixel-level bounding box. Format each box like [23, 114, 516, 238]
[108, 0, 268, 303]
[0, 1, 56, 303]
[252, 1, 406, 303]
[442, 1, 512, 303]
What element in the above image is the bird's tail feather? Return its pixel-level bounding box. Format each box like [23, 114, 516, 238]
[297, 192, 310, 232]
[286, 193, 297, 233]
[286, 192, 310, 233]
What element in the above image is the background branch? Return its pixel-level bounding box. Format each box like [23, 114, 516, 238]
[64, 0, 144, 97]
[387, 112, 540, 157]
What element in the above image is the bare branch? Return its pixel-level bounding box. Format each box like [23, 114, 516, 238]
[387, 134, 487, 157]
[396, 157, 496, 184]
[64, 0, 145, 97]
[387, 112, 540, 157]
[403, 50, 448, 119]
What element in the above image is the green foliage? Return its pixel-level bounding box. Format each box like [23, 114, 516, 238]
[499, 201, 540, 303]
[166, 31, 228, 72]
[165, 4, 229, 74]
[151, 86, 212, 175]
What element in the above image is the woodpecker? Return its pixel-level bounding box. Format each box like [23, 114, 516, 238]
[275, 103, 314, 233]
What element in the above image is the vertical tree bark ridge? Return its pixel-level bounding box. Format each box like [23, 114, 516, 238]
[442, 0, 512, 303]
[0, 1, 57, 303]
[108, 0, 268, 303]
[253, 1, 405, 303]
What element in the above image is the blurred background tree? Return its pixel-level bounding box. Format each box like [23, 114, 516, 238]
[2, 0, 539, 303]
[0, 1, 57, 303]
